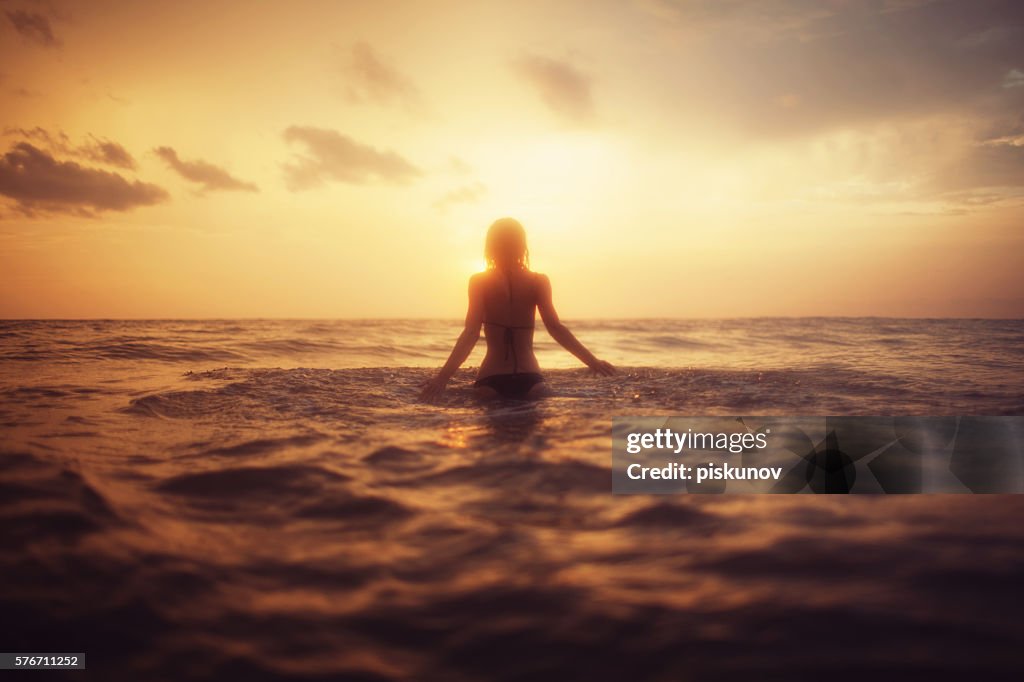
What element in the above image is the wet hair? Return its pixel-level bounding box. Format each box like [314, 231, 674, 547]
[485, 217, 529, 271]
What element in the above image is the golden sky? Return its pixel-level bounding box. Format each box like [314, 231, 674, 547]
[1, 0, 1023, 318]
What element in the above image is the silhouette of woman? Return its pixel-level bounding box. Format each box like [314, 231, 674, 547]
[420, 217, 615, 401]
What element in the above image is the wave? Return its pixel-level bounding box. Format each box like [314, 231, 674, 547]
[0, 451, 124, 545]
[1, 318, 1020, 372]
[114, 364, 1024, 425]
[640, 334, 721, 350]
[157, 463, 349, 498]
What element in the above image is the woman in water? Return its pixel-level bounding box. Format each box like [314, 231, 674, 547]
[420, 217, 615, 401]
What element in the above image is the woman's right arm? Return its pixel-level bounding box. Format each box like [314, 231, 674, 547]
[419, 275, 484, 400]
[536, 274, 615, 376]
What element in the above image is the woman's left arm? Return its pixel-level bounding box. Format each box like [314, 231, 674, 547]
[420, 276, 484, 401]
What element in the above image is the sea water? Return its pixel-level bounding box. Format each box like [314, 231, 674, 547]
[1, 318, 1023, 679]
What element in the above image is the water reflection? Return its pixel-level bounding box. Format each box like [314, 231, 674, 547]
[481, 401, 545, 447]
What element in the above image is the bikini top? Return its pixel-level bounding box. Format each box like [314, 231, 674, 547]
[485, 320, 534, 374]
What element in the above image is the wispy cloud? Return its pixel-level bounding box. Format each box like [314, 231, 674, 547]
[154, 147, 258, 193]
[10, 86, 42, 98]
[5, 10, 58, 48]
[84, 138, 136, 170]
[0, 142, 167, 217]
[346, 42, 421, 111]
[282, 126, 421, 190]
[434, 182, 487, 212]
[514, 55, 594, 124]
[930, 137, 1024, 196]
[447, 156, 473, 175]
[1004, 69, 1024, 89]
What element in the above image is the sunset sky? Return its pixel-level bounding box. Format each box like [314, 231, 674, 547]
[1, 0, 1023, 318]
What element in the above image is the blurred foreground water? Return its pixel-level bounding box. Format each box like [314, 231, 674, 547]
[1, 318, 1023, 680]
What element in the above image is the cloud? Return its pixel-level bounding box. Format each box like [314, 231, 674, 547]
[635, 1, 1024, 139]
[347, 42, 421, 110]
[448, 156, 473, 175]
[82, 138, 136, 170]
[637, 0, 942, 41]
[877, 117, 1024, 200]
[3, 127, 136, 170]
[514, 55, 594, 124]
[0, 142, 168, 216]
[5, 10, 58, 48]
[783, 118, 1024, 208]
[1004, 69, 1024, 88]
[931, 138, 1024, 196]
[153, 147, 258, 193]
[281, 126, 421, 190]
[434, 182, 487, 212]
[10, 86, 41, 98]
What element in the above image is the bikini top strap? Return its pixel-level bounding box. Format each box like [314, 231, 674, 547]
[483, 320, 533, 373]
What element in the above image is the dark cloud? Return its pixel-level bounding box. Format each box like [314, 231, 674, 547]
[639, 0, 902, 39]
[434, 182, 486, 212]
[347, 42, 421, 110]
[0, 142, 168, 217]
[643, 0, 1024, 138]
[514, 55, 594, 124]
[281, 126, 421, 190]
[5, 10, 58, 48]
[153, 147, 258, 193]
[3, 127, 136, 170]
[628, 1, 1024, 209]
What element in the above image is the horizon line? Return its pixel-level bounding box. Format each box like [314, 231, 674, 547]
[2, 315, 1022, 322]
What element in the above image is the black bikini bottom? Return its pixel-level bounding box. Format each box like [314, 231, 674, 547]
[474, 373, 544, 399]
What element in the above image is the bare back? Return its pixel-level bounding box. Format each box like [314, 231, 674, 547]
[472, 268, 542, 378]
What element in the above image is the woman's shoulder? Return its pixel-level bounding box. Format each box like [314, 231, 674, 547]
[469, 270, 492, 286]
[469, 269, 548, 282]
[530, 271, 551, 288]
[469, 269, 549, 295]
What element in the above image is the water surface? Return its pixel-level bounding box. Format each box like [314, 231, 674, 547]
[2, 319, 1023, 680]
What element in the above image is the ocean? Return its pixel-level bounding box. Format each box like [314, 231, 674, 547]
[2, 318, 1023, 680]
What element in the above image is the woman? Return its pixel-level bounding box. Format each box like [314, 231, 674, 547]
[420, 217, 615, 401]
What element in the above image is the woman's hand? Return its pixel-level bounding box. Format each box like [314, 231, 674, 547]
[588, 359, 616, 376]
[419, 374, 448, 402]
